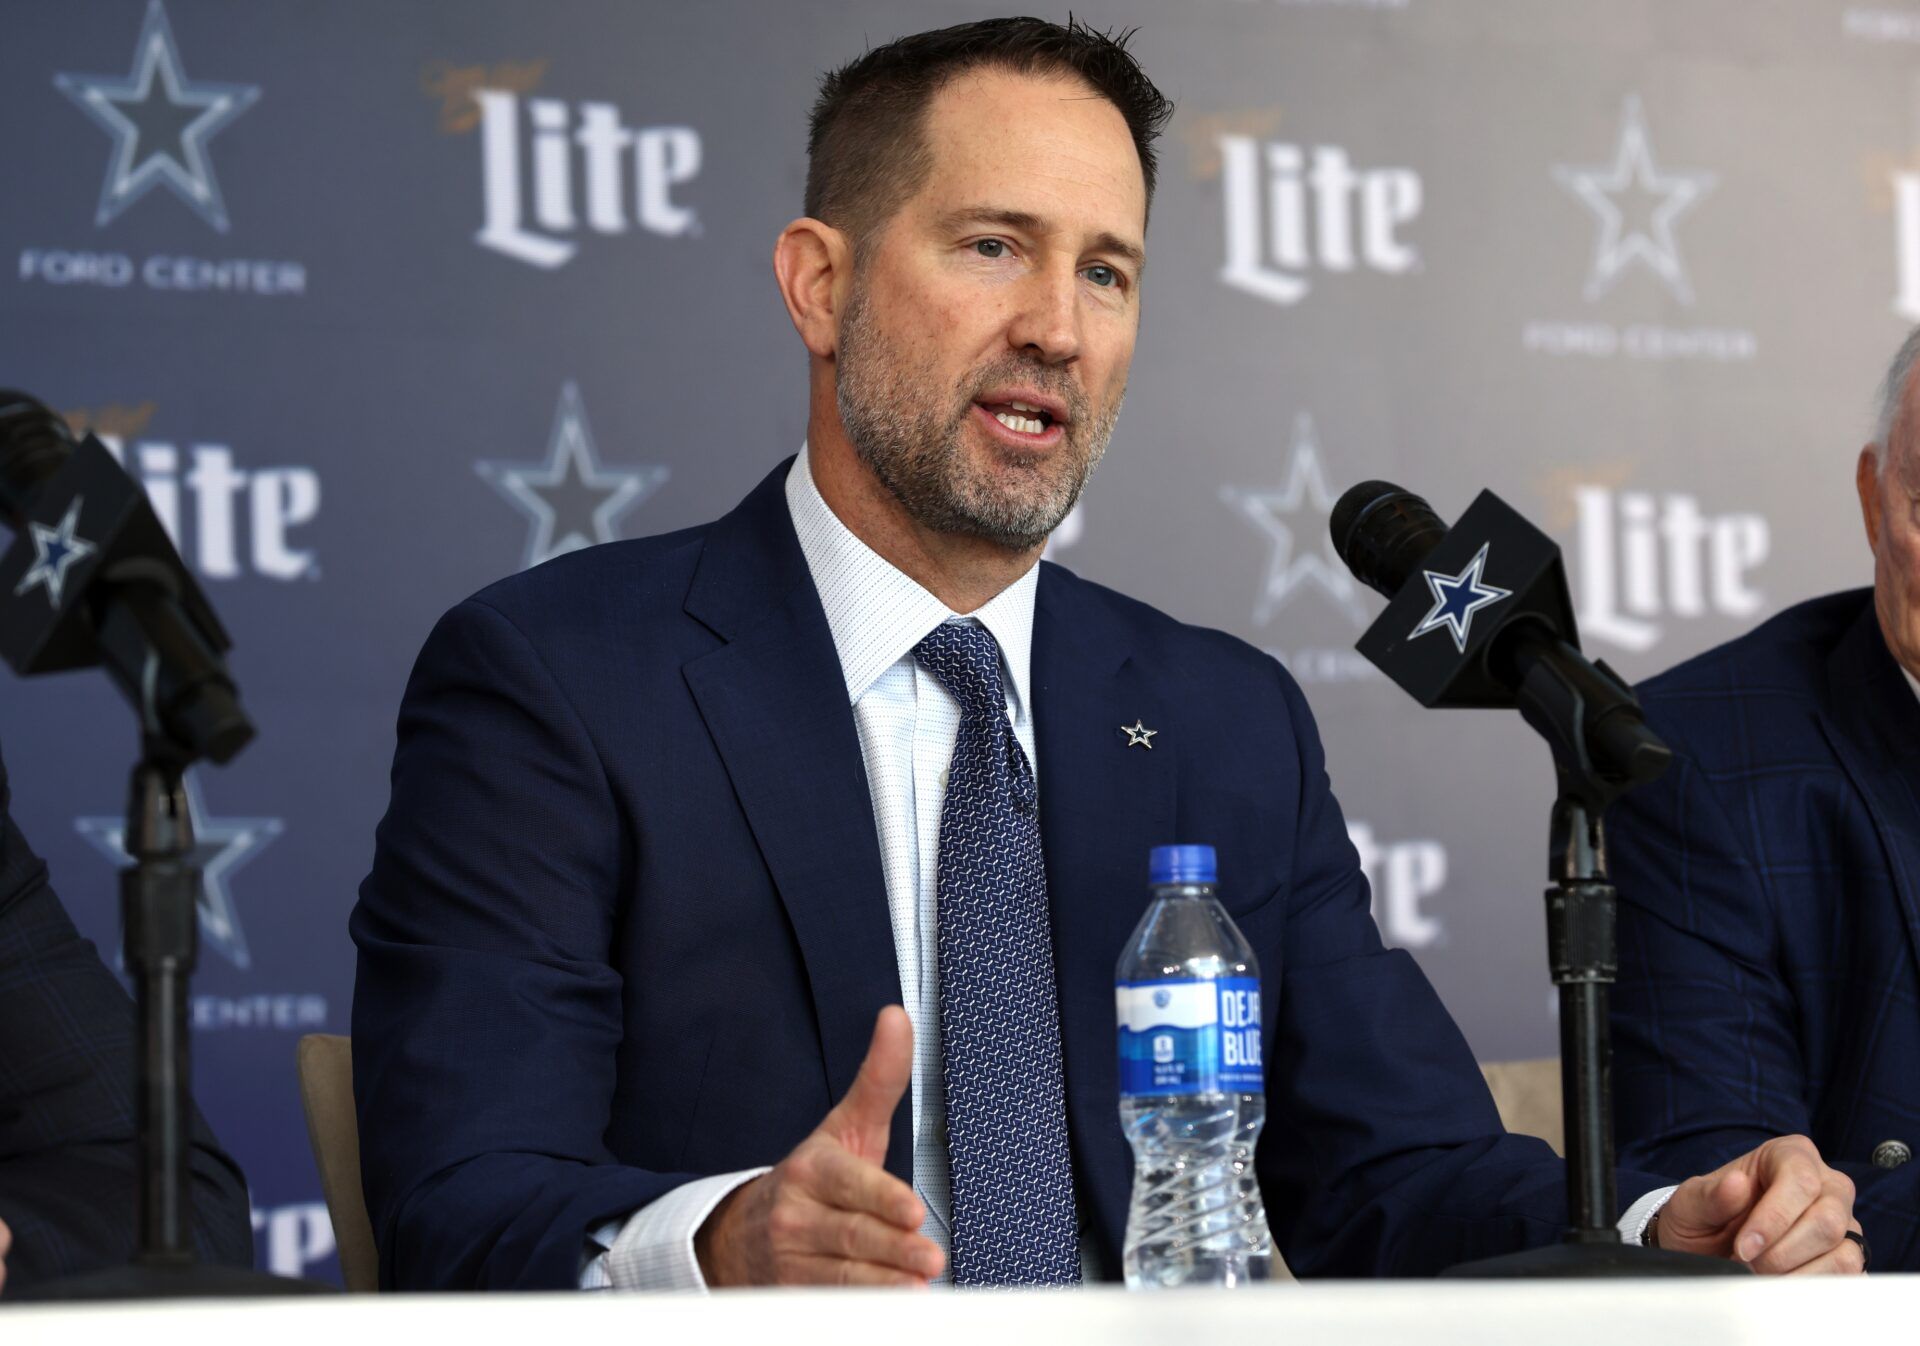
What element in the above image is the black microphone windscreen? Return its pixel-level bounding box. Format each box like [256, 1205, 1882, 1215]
[1330, 481, 1449, 599]
[0, 392, 75, 529]
[1329, 480, 1401, 564]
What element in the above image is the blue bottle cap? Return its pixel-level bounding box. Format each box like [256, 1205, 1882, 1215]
[1149, 844, 1216, 886]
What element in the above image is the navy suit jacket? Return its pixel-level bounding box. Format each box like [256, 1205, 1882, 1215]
[0, 749, 254, 1292]
[1608, 589, 1920, 1268]
[352, 459, 1663, 1290]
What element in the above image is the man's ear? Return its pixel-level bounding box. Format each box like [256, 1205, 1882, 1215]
[1858, 445, 1883, 553]
[773, 218, 852, 360]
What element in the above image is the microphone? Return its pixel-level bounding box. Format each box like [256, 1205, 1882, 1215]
[1328, 481, 1447, 600]
[0, 391, 252, 765]
[1330, 479, 1668, 790]
[1332, 483, 1720, 1279]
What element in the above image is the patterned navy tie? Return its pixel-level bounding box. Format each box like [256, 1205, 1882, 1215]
[913, 620, 1080, 1286]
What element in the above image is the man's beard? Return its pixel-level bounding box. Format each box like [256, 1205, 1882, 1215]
[834, 281, 1121, 552]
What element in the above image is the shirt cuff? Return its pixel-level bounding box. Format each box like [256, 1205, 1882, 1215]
[1617, 1184, 1677, 1246]
[578, 1168, 771, 1292]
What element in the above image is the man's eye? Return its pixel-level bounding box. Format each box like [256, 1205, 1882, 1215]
[1084, 264, 1120, 289]
[973, 239, 1008, 258]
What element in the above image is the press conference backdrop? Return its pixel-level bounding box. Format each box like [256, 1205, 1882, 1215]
[0, 0, 1912, 1283]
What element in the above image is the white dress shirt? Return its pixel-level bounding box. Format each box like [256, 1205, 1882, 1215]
[581, 446, 1667, 1288]
[583, 445, 1036, 1288]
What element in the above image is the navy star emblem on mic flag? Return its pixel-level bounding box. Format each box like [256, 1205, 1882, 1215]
[1409, 541, 1511, 653]
[12, 497, 96, 608]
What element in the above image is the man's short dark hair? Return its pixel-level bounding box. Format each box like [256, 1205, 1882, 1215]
[806, 16, 1174, 253]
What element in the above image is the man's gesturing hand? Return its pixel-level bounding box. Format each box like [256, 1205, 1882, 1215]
[1654, 1135, 1865, 1274]
[695, 1006, 945, 1287]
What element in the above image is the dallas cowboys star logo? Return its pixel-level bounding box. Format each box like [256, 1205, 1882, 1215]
[476, 382, 669, 571]
[1120, 720, 1157, 749]
[55, 0, 260, 233]
[75, 771, 282, 971]
[1410, 541, 1512, 654]
[1221, 413, 1366, 626]
[1553, 95, 1716, 305]
[12, 497, 96, 609]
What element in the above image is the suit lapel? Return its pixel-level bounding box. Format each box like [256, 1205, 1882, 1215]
[681, 462, 911, 1179]
[1032, 564, 1178, 1259]
[1818, 600, 1920, 994]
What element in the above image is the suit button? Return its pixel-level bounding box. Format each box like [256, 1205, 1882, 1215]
[1871, 1139, 1912, 1168]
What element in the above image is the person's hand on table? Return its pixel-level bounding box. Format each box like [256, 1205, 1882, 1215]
[1652, 1135, 1865, 1274]
[695, 1006, 945, 1288]
[0, 1214, 10, 1294]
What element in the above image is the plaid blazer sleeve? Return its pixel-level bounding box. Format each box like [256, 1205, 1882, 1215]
[0, 761, 255, 1291]
[1608, 746, 1813, 1152]
[1607, 723, 1920, 1267]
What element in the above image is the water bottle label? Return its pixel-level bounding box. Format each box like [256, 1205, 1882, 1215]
[1115, 977, 1262, 1097]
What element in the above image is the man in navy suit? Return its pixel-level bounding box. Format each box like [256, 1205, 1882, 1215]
[1609, 326, 1920, 1270]
[0, 747, 254, 1294]
[351, 18, 1862, 1290]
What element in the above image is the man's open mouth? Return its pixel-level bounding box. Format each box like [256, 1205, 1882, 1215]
[977, 399, 1059, 435]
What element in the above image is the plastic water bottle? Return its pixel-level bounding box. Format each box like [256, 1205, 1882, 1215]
[1116, 844, 1274, 1288]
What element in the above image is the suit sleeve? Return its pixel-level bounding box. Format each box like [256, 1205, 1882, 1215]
[351, 598, 698, 1290]
[0, 773, 253, 1290]
[1254, 664, 1671, 1276]
[1607, 738, 1920, 1268]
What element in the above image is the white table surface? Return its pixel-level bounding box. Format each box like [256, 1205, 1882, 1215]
[4, 1277, 1915, 1346]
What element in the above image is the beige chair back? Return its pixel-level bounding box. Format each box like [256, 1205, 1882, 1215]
[296, 1033, 380, 1292]
[1480, 1057, 1565, 1156]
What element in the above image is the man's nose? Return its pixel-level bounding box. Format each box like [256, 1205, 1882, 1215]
[1005, 265, 1082, 366]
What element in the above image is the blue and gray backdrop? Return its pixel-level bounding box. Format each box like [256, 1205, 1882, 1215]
[1, 0, 1913, 1283]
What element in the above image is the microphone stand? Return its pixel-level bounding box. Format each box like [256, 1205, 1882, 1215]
[124, 750, 201, 1274]
[1442, 629, 1743, 1277]
[11, 743, 330, 1300]
[0, 391, 330, 1294]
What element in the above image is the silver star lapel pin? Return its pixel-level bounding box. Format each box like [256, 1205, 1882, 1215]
[1121, 719, 1157, 749]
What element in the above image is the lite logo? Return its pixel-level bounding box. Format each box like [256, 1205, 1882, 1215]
[1219, 137, 1421, 305]
[1895, 171, 1920, 322]
[94, 433, 320, 581]
[1571, 486, 1768, 652]
[1348, 822, 1445, 949]
[252, 1203, 335, 1278]
[474, 91, 701, 268]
